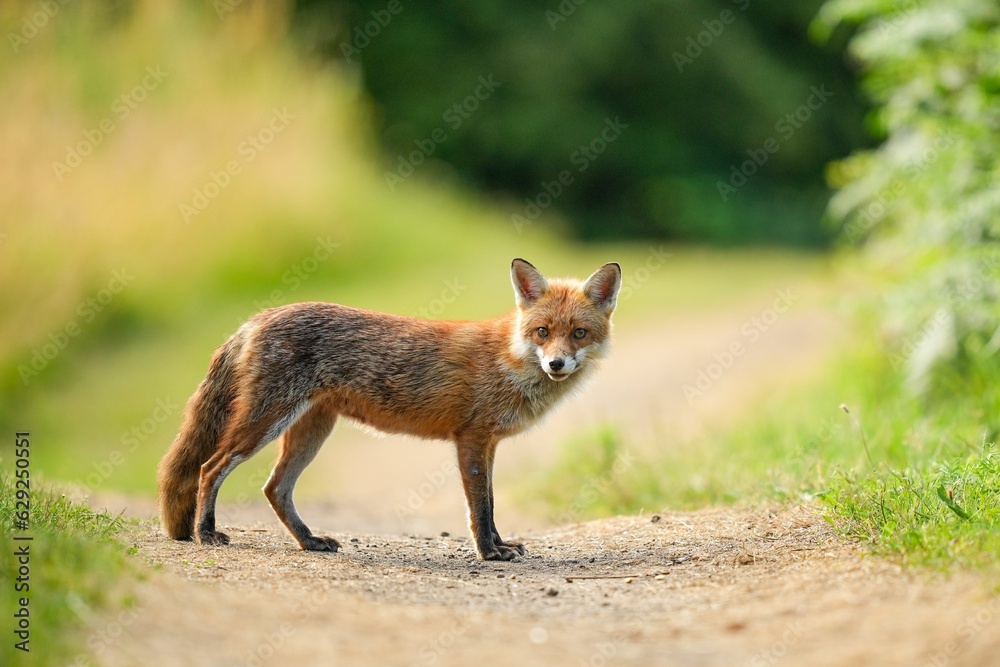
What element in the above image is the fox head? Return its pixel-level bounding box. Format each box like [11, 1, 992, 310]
[509, 258, 622, 382]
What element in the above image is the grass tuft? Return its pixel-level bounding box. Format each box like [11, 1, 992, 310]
[0, 476, 139, 666]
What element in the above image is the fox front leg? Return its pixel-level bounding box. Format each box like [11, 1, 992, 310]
[485, 441, 525, 556]
[456, 435, 523, 561]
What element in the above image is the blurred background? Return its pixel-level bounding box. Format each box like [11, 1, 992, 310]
[1, 0, 997, 540]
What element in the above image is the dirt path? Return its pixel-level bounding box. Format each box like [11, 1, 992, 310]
[104, 505, 999, 667]
[84, 283, 1000, 666]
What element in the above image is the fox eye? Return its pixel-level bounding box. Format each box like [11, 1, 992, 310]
[573, 328, 587, 339]
[536, 327, 549, 339]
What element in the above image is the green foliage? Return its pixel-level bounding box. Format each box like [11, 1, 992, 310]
[297, 0, 868, 245]
[0, 477, 137, 665]
[828, 444, 1000, 570]
[529, 427, 660, 522]
[816, 0, 1000, 396]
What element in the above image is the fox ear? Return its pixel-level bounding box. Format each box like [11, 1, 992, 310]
[583, 262, 622, 316]
[511, 258, 549, 309]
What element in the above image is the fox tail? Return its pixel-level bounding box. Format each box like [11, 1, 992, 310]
[156, 335, 242, 540]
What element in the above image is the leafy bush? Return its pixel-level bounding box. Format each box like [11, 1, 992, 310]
[816, 0, 1000, 397]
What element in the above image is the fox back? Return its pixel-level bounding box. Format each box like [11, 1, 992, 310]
[226, 258, 620, 442]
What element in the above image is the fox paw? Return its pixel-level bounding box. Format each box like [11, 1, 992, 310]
[300, 535, 340, 552]
[482, 542, 526, 561]
[198, 530, 230, 546]
[497, 539, 526, 556]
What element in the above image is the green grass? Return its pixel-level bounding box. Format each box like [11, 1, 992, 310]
[828, 443, 1000, 570]
[0, 476, 139, 666]
[531, 338, 1000, 571]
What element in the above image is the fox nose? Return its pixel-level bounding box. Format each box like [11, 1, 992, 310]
[548, 358, 565, 372]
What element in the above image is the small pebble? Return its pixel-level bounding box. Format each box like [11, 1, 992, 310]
[651, 515, 661, 523]
[545, 588, 559, 597]
[625, 577, 634, 584]
[655, 574, 667, 581]
[440, 531, 450, 537]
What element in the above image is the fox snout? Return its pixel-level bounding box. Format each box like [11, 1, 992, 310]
[540, 350, 580, 381]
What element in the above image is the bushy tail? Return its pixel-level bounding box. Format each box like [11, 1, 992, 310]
[156, 335, 242, 540]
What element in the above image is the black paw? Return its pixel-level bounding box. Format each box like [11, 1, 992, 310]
[492, 534, 526, 556]
[481, 543, 525, 561]
[495, 539, 526, 556]
[300, 535, 340, 552]
[198, 530, 230, 546]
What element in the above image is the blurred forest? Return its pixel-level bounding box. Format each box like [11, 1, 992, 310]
[1, 0, 996, 501]
[295, 0, 869, 245]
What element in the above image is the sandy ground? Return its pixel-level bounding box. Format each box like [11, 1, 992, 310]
[80, 283, 1000, 666]
[100, 506, 1000, 667]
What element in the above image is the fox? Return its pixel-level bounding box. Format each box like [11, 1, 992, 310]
[157, 258, 621, 561]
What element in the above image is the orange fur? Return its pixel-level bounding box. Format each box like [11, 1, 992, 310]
[156, 258, 621, 560]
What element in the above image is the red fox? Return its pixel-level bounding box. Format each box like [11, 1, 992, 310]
[157, 258, 621, 560]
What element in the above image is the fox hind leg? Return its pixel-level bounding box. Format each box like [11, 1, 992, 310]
[195, 398, 302, 545]
[264, 398, 339, 552]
